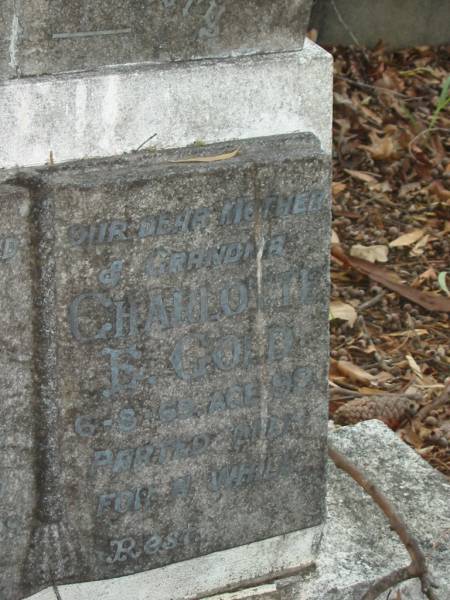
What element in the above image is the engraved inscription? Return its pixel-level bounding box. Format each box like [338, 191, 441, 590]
[66, 192, 327, 247]
[59, 158, 329, 577]
[0, 237, 18, 261]
[105, 527, 200, 564]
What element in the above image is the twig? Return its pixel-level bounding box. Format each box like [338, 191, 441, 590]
[135, 133, 157, 152]
[358, 290, 386, 311]
[408, 128, 450, 158]
[329, 380, 364, 399]
[362, 566, 418, 600]
[335, 75, 427, 101]
[53, 583, 62, 600]
[328, 444, 438, 599]
[329, 0, 361, 46]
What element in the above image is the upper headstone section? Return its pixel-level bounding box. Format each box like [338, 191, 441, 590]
[1, 0, 314, 78]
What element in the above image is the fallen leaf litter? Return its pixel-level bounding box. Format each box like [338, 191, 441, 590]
[327, 42, 450, 477]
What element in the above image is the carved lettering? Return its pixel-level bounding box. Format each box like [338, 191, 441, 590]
[0, 236, 18, 261]
[97, 485, 155, 516]
[209, 455, 291, 492]
[219, 190, 326, 226]
[105, 527, 199, 564]
[144, 235, 285, 278]
[93, 433, 211, 473]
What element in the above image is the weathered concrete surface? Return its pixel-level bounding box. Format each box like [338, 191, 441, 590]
[289, 420, 450, 599]
[4, 132, 331, 598]
[203, 585, 280, 599]
[0, 40, 333, 171]
[26, 421, 450, 599]
[310, 0, 450, 49]
[0, 0, 313, 78]
[0, 185, 36, 600]
[25, 526, 321, 600]
[201, 420, 450, 599]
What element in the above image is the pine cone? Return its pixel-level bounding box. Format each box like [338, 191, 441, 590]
[334, 395, 419, 429]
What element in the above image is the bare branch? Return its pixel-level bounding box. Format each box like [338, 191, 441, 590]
[328, 444, 438, 599]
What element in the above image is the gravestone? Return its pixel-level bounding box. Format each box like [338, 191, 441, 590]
[0, 185, 36, 600]
[1, 0, 314, 78]
[0, 132, 330, 599]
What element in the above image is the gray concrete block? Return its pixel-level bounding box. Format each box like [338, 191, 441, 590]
[0, 40, 333, 171]
[0, 0, 314, 78]
[310, 0, 450, 49]
[289, 420, 450, 599]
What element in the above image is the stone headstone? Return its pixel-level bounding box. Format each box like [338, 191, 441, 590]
[0, 132, 330, 598]
[0, 185, 36, 600]
[1, 0, 314, 78]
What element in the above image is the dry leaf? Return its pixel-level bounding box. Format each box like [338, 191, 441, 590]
[331, 245, 450, 312]
[412, 267, 437, 287]
[330, 301, 358, 327]
[371, 180, 393, 193]
[399, 182, 422, 197]
[428, 180, 450, 201]
[336, 360, 375, 384]
[361, 132, 398, 161]
[389, 229, 425, 247]
[386, 329, 428, 337]
[306, 28, 318, 42]
[350, 244, 389, 263]
[331, 230, 340, 244]
[438, 272, 449, 296]
[344, 169, 379, 183]
[357, 386, 383, 395]
[170, 148, 240, 164]
[406, 354, 423, 380]
[359, 105, 383, 126]
[410, 233, 430, 256]
[332, 181, 347, 196]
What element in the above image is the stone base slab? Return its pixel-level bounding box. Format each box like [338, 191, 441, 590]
[0, 40, 332, 171]
[25, 525, 321, 600]
[27, 421, 450, 600]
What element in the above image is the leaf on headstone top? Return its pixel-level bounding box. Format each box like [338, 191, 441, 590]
[170, 148, 240, 164]
[344, 169, 379, 183]
[389, 229, 425, 248]
[330, 301, 357, 327]
[336, 360, 375, 384]
[350, 244, 389, 263]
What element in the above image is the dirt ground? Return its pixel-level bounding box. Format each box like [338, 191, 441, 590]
[326, 43, 450, 477]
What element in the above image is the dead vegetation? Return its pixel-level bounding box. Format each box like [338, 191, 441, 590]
[327, 43, 450, 478]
